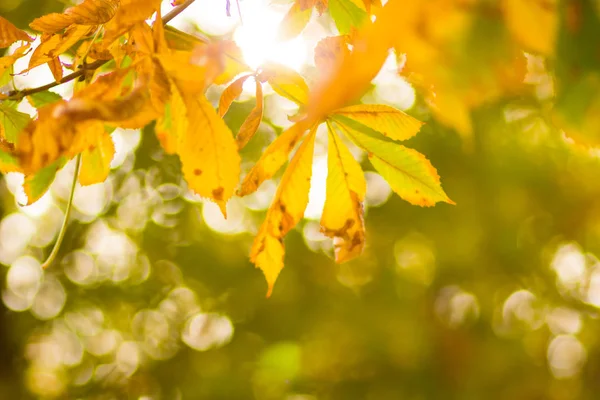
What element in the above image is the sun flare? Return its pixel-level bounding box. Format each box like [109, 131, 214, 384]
[232, 0, 308, 71]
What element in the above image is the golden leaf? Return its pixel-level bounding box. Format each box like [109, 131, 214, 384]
[259, 62, 309, 106]
[79, 126, 115, 185]
[27, 33, 62, 71]
[503, 0, 557, 56]
[298, 0, 328, 14]
[278, 2, 312, 41]
[179, 93, 241, 215]
[307, 0, 403, 123]
[129, 22, 154, 56]
[321, 123, 366, 262]
[30, 0, 119, 33]
[47, 57, 63, 82]
[103, 0, 161, 44]
[218, 74, 252, 117]
[55, 82, 151, 124]
[238, 121, 309, 196]
[15, 102, 102, 175]
[213, 41, 251, 85]
[15, 70, 155, 175]
[0, 44, 31, 77]
[147, 58, 171, 114]
[332, 104, 424, 141]
[153, 12, 168, 54]
[27, 25, 95, 71]
[0, 16, 33, 48]
[236, 79, 263, 149]
[314, 35, 350, 78]
[155, 83, 187, 154]
[192, 40, 250, 86]
[250, 127, 317, 296]
[156, 50, 216, 95]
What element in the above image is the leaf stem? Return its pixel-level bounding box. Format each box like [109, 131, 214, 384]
[163, 0, 197, 23]
[5, 0, 199, 101]
[41, 154, 81, 270]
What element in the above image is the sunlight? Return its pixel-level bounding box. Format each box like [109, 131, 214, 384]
[233, 0, 308, 71]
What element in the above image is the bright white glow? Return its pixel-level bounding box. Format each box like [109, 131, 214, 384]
[373, 52, 416, 110]
[202, 197, 248, 235]
[547, 334, 587, 379]
[305, 156, 327, 220]
[233, 0, 308, 70]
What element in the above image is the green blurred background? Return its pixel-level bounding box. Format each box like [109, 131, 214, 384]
[3, 0, 600, 399]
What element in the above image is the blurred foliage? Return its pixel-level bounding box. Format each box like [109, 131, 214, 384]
[2, 0, 600, 399]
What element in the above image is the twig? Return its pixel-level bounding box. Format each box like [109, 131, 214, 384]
[5, 0, 198, 101]
[163, 0, 197, 23]
[41, 154, 81, 270]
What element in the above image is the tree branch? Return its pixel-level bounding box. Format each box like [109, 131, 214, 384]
[5, 0, 198, 101]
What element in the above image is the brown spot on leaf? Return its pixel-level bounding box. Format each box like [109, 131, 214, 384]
[194, 168, 202, 176]
[212, 187, 224, 200]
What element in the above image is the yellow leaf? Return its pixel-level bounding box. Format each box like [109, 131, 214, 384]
[27, 33, 62, 71]
[15, 102, 71, 174]
[426, 89, 472, 137]
[307, 0, 404, 123]
[179, 93, 240, 214]
[236, 80, 263, 149]
[129, 22, 154, 56]
[55, 81, 152, 124]
[47, 57, 63, 82]
[214, 41, 251, 85]
[314, 35, 350, 78]
[503, 0, 557, 56]
[259, 62, 309, 106]
[321, 124, 366, 262]
[0, 16, 33, 48]
[29, 14, 74, 34]
[30, 0, 119, 33]
[103, 0, 161, 44]
[153, 12, 168, 54]
[79, 125, 115, 185]
[362, 0, 381, 13]
[27, 25, 95, 71]
[108, 37, 126, 66]
[15, 104, 104, 175]
[156, 50, 214, 95]
[278, 3, 312, 41]
[148, 58, 171, 114]
[155, 82, 186, 154]
[298, 0, 328, 14]
[0, 44, 31, 77]
[74, 66, 132, 99]
[238, 121, 309, 196]
[337, 120, 454, 207]
[332, 104, 424, 141]
[251, 127, 317, 296]
[218, 74, 252, 117]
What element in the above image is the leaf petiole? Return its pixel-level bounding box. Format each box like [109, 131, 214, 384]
[41, 154, 81, 270]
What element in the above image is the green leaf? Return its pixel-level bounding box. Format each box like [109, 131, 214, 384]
[0, 103, 31, 144]
[331, 104, 424, 141]
[0, 148, 20, 172]
[331, 114, 396, 144]
[0, 65, 12, 87]
[27, 91, 62, 108]
[334, 120, 454, 207]
[23, 158, 65, 205]
[328, 0, 367, 35]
